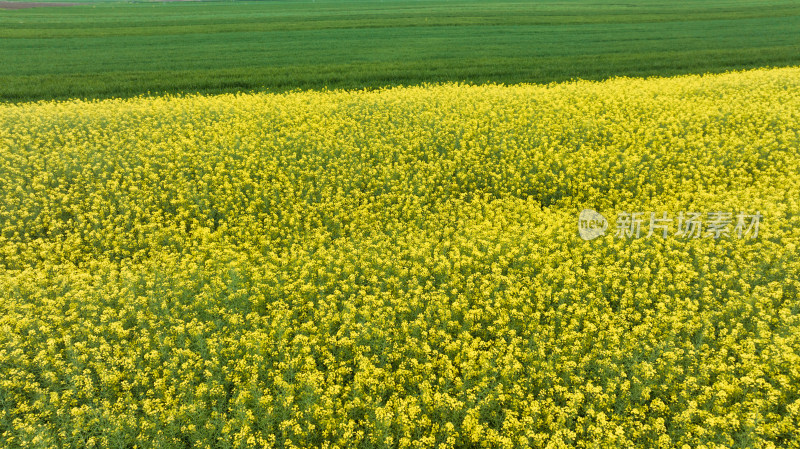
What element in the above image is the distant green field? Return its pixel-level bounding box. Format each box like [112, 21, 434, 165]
[1, 0, 800, 101]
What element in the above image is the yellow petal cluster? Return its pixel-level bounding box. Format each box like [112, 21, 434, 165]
[0, 67, 798, 448]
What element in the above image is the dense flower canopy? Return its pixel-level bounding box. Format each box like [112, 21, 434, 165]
[0, 67, 799, 448]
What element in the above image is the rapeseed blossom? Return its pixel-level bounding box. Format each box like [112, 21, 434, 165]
[0, 67, 798, 448]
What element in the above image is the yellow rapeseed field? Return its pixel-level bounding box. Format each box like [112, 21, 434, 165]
[1, 67, 799, 448]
